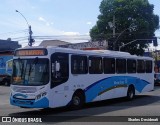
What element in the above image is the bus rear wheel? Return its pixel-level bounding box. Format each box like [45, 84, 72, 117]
[127, 86, 135, 100]
[71, 92, 85, 109]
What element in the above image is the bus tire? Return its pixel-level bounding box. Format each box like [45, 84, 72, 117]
[126, 86, 135, 100]
[71, 92, 85, 109]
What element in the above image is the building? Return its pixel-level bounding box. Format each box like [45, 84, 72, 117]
[0, 39, 21, 53]
[39, 40, 108, 50]
[0, 39, 21, 85]
[39, 40, 69, 47]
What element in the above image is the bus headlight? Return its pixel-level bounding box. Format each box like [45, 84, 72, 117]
[35, 92, 47, 100]
[36, 94, 41, 100]
[42, 92, 47, 96]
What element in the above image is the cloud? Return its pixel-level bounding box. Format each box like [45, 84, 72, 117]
[38, 17, 46, 22]
[85, 32, 89, 35]
[86, 22, 92, 25]
[46, 22, 50, 26]
[62, 32, 80, 36]
[38, 17, 53, 26]
[31, 6, 36, 9]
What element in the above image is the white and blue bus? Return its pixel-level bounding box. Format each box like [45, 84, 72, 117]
[10, 46, 154, 108]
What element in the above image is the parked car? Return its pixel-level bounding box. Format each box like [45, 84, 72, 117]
[154, 73, 160, 85]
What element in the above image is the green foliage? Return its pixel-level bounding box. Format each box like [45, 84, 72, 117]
[90, 0, 159, 55]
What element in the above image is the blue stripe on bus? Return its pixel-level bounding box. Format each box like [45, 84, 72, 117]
[10, 97, 49, 108]
[84, 76, 150, 102]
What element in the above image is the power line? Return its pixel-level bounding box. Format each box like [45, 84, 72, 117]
[0, 29, 28, 36]
[33, 35, 90, 40]
[11, 36, 28, 41]
[33, 35, 90, 38]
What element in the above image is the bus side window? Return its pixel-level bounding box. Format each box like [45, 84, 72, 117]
[145, 60, 152, 73]
[116, 59, 126, 74]
[89, 56, 103, 74]
[127, 59, 136, 73]
[103, 58, 115, 74]
[51, 53, 69, 88]
[71, 55, 88, 74]
[137, 60, 145, 73]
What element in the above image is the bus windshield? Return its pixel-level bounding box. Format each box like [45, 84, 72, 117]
[12, 58, 49, 86]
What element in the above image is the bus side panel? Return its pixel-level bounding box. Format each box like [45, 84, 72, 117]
[84, 75, 152, 102]
[134, 76, 154, 95]
[48, 74, 153, 108]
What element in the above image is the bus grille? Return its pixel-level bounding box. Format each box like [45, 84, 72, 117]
[12, 86, 37, 93]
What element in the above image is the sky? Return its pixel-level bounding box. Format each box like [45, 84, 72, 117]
[0, 0, 159, 47]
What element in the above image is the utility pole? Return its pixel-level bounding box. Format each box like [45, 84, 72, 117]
[16, 10, 34, 46]
[112, 15, 116, 50]
[28, 25, 34, 46]
[113, 15, 116, 38]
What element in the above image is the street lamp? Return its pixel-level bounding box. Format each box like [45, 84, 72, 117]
[119, 39, 137, 51]
[113, 24, 136, 50]
[15, 10, 34, 46]
[118, 38, 155, 51]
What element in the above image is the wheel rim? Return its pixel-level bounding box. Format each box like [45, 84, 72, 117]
[129, 92, 133, 99]
[129, 90, 134, 99]
[73, 96, 80, 106]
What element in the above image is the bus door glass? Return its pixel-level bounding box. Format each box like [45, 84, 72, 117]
[51, 53, 69, 89]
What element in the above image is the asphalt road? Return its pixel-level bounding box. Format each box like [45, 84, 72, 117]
[0, 85, 160, 125]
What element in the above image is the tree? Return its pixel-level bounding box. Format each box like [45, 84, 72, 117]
[90, 0, 159, 55]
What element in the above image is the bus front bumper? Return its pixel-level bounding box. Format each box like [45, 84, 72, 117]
[10, 96, 49, 108]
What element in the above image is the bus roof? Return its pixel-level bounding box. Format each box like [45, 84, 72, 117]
[16, 46, 153, 60]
